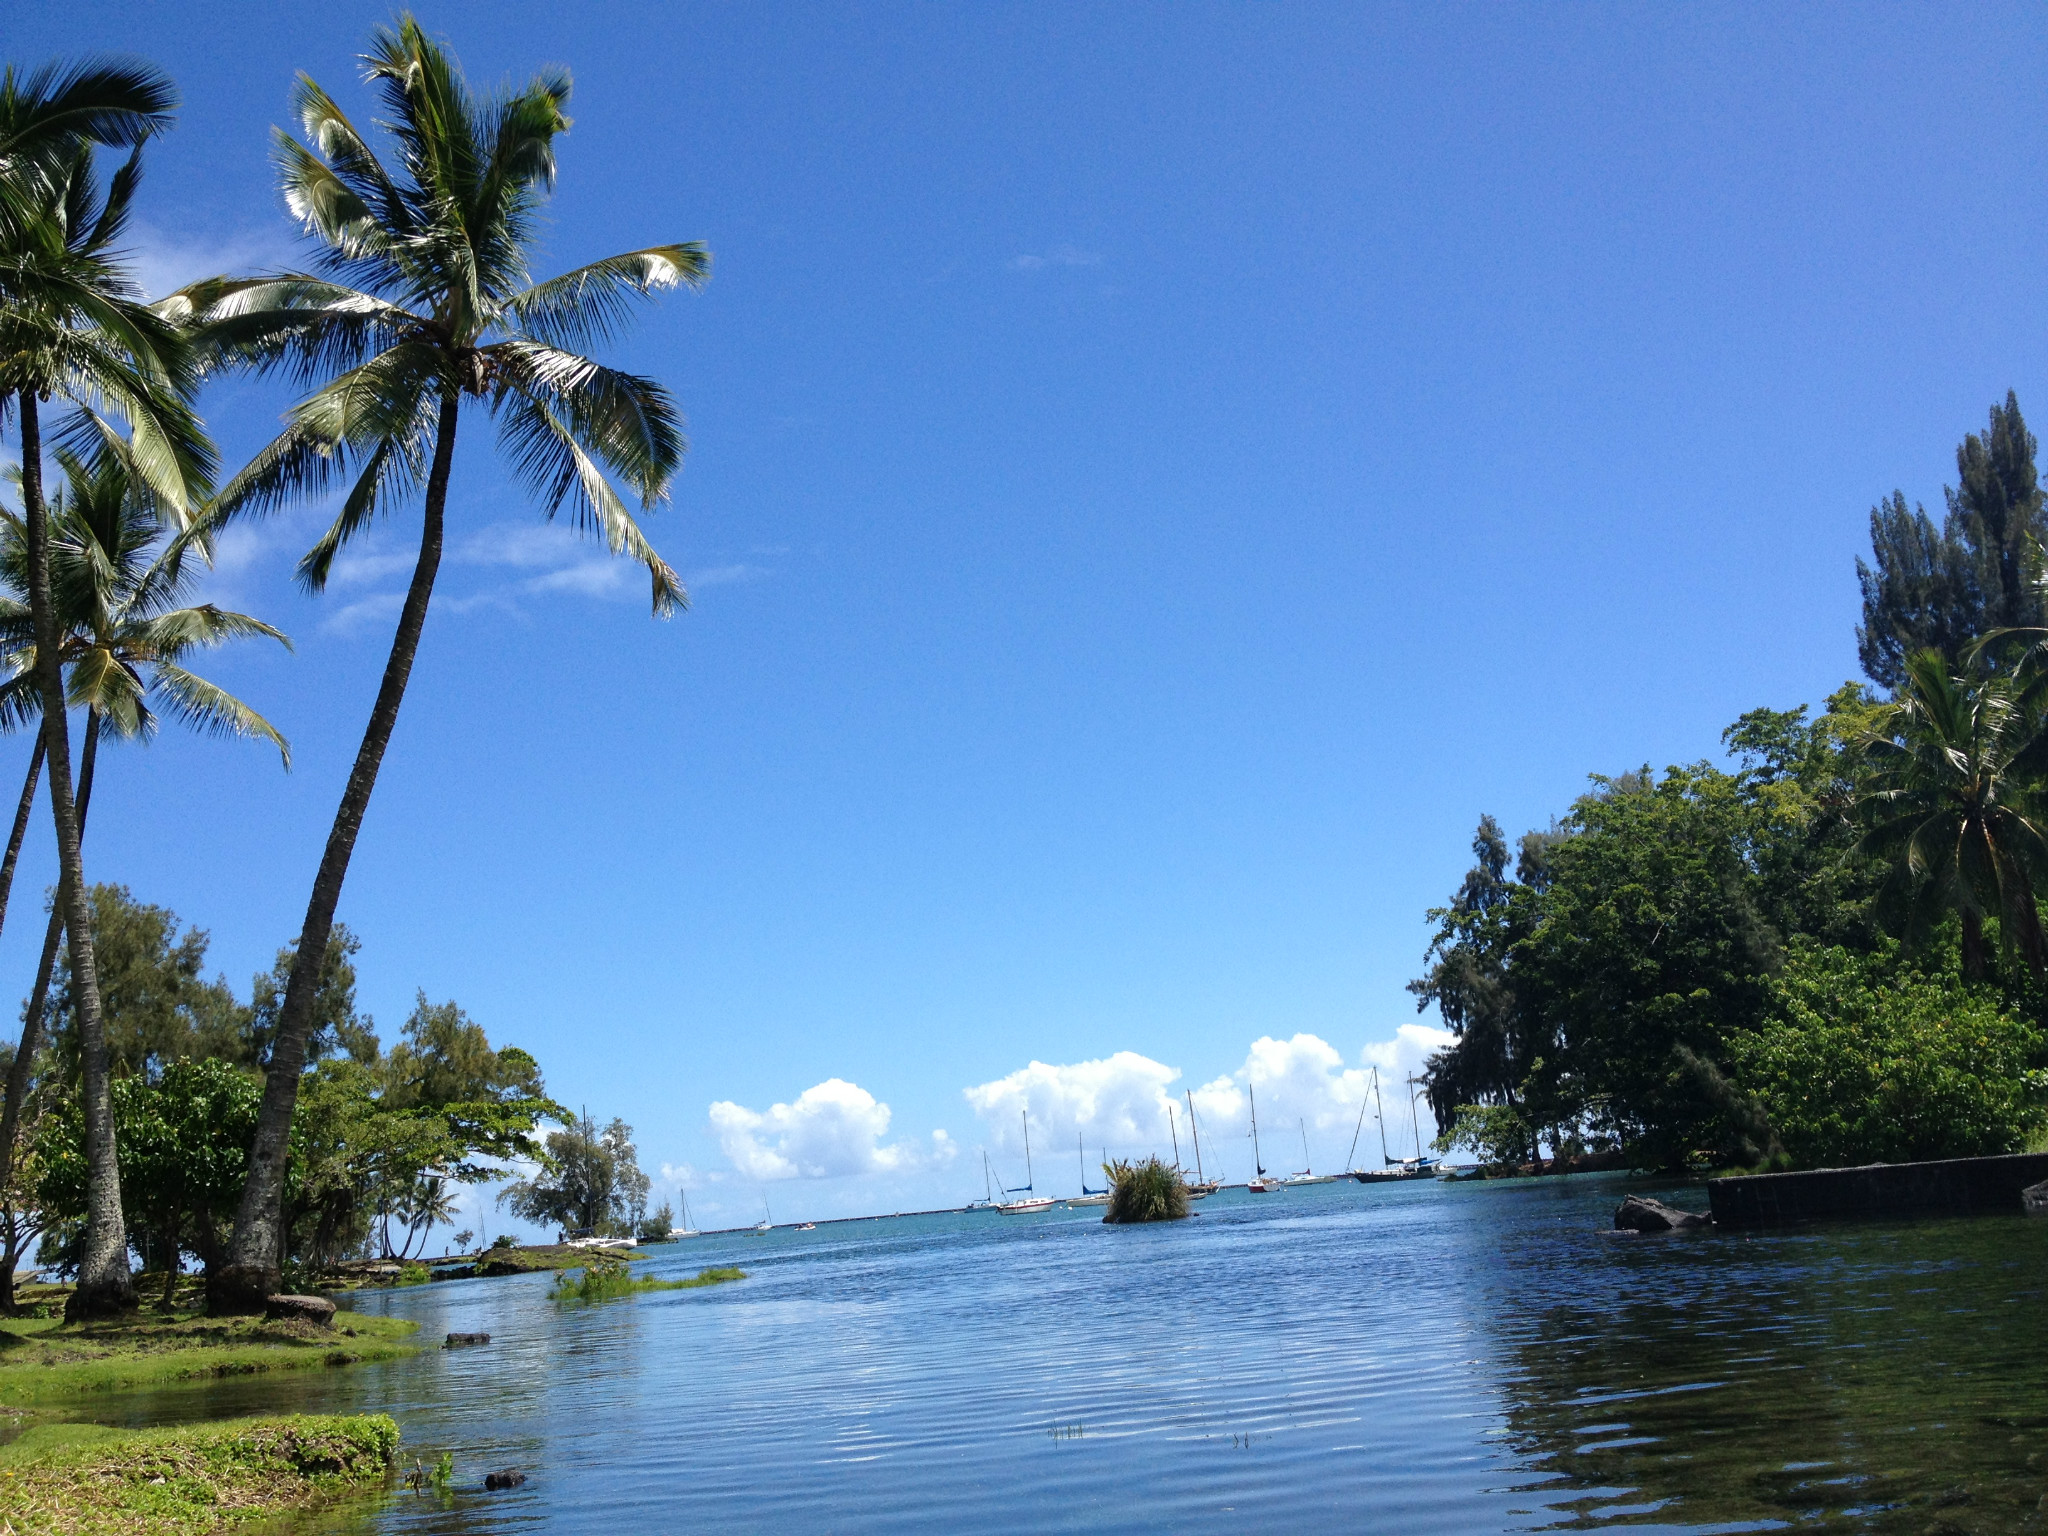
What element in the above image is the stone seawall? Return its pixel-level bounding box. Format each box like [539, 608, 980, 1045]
[1708, 1153, 2048, 1227]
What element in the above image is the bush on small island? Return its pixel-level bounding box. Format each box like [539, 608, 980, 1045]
[549, 1254, 746, 1303]
[1103, 1157, 1188, 1223]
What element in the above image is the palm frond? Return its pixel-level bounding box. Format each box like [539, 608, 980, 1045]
[149, 661, 290, 766]
[505, 244, 709, 350]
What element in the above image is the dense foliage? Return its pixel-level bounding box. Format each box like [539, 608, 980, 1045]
[1421, 397, 2048, 1172]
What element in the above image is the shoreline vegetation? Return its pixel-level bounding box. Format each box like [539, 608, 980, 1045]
[0, 1413, 399, 1536]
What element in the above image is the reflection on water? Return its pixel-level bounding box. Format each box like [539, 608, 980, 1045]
[98, 1176, 2048, 1533]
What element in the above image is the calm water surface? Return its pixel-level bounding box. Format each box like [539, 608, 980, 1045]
[101, 1174, 2048, 1532]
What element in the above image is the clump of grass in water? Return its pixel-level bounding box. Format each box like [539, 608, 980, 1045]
[1103, 1156, 1189, 1223]
[549, 1255, 746, 1303]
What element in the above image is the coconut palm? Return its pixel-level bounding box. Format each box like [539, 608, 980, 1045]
[1854, 648, 2048, 983]
[0, 448, 289, 1213]
[182, 17, 705, 1310]
[0, 84, 211, 1318]
[0, 59, 175, 234]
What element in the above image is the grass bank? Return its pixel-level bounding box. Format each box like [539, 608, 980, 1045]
[0, 1412, 398, 1535]
[550, 1263, 745, 1303]
[0, 1310, 418, 1404]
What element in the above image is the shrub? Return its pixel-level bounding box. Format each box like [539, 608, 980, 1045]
[1433, 1103, 1532, 1172]
[490, 1233, 518, 1250]
[1103, 1157, 1188, 1223]
[1733, 943, 2048, 1167]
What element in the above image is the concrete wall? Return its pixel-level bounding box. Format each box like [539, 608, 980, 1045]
[1708, 1153, 2048, 1227]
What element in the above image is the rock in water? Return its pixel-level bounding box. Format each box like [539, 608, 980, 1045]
[1615, 1194, 1710, 1232]
[2023, 1179, 2048, 1217]
[263, 1294, 336, 1327]
[444, 1331, 491, 1348]
[485, 1468, 527, 1490]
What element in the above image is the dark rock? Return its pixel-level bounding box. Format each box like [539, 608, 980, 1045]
[444, 1331, 491, 1348]
[1615, 1194, 1710, 1233]
[430, 1265, 477, 1281]
[2023, 1179, 2048, 1217]
[264, 1293, 337, 1327]
[485, 1468, 527, 1490]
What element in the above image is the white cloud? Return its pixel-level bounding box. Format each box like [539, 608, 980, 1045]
[1009, 245, 1103, 272]
[708, 1078, 940, 1182]
[963, 1051, 1180, 1156]
[127, 222, 301, 303]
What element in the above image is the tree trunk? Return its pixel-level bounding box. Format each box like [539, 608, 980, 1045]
[0, 715, 100, 1205]
[1961, 907, 1988, 983]
[19, 398, 131, 1321]
[212, 393, 460, 1314]
[0, 728, 47, 943]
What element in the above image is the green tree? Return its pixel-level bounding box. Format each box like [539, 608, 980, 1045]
[0, 69, 212, 1318]
[184, 17, 705, 1311]
[1857, 393, 2045, 689]
[1853, 649, 2048, 985]
[37, 1057, 260, 1305]
[1734, 942, 2045, 1165]
[0, 449, 286, 1228]
[500, 1112, 645, 1237]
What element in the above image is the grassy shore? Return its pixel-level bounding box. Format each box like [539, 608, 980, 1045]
[0, 1412, 398, 1535]
[0, 1309, 419, 1405]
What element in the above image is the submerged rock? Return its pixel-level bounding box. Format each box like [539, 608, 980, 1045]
[485, 1468, 527, 1490]
[2023, 1179, 2048, 1217]
[263, 1294, 336, 1327]
[444, 1332, 491, 1348]
[1615, 1195, 1710, 1233]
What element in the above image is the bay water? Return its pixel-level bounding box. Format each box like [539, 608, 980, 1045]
[101, 1173, 2048, 1531]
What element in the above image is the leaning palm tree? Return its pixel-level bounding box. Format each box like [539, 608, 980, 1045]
[1854, 648, 2048, 983]
[181, 17, 705, 1312]
[0, 448, 289, 1214]
[0, 78, 209, 1318]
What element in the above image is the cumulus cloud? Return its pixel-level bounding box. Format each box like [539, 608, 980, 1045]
[963, 1051, 1180, 1155]
[709, 1078, 945, 1182]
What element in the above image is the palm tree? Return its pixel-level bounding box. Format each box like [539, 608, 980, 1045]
[0, 448, 289, 1212]
[1855, 648, 2048, 983]
[0, 72, 210, 1318]
[185, 17, 705, 1311]
[0, 59, 175, 233]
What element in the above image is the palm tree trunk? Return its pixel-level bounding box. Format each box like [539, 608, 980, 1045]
[1962, 908, 1988, 983]
[0, 728, 47, 943]
[17, 395, 130, 1320]
[0, 719, 97, 1312]
[213, 393, 460, 1314]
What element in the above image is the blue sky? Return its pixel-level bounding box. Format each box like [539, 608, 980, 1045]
[9, 2, 2048, 1231]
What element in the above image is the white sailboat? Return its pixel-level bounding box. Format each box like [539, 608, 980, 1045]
[997, 1110, 1056, 1213]
[753, 1195, 773, 1233]
[1283, 1117, 1339, 1185]
[1068, 1133, 1111, 1207]
[1183, 1090, 1219, 1196]
[674, 1190, 700, 1239]
[1246, 1084, 1280, 1193]
[967, 1151, 998, 1211]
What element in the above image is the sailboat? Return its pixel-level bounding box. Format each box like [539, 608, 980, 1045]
[674, 1190, 700, 1238]
[1068, 1133, 1111, 1207]
[967, 1151, 998, 1211]
[753, 1195, 773, 1233]
[997, 1110, 1056, 1214]
[1351, 1066, 1434, 1181]
[1246, 1084, 1280, 1193]
[1183, 1090, 1220, 1197]
[1283, 1117, 1340, 1185]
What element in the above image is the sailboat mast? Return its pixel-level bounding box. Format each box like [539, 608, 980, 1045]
[1372, 1067, 1392, 1164]
[1023, 1109, 1033, 1189]
[1407, 1075, 1424, 1161]
[1299, 1118, 1311, 1174]
[1169, 1104, 1181, 1167]
[1186, 1090, 1206, 1183]
[1250, 1084, 1265, 1176]
[1346, 1094, 1368, 1173]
